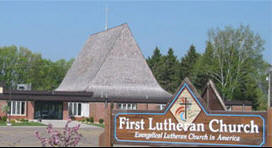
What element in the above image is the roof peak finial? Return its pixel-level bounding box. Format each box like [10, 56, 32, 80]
[105, 5, 108, 31]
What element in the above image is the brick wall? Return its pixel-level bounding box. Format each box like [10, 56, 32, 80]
[88, 102, 163, 123]
[0, 100, 31, 120]
[89, 103, 105, 123]
[137, 104, 148, 110]
[147, 104, 161, 110]
[243, 106, 252, 111]
[27, 101, 34, 120]
[0, 100, 7, 117]
[270, 77, 272, 107]
[231, 105, 243, 111]
[63, 102, 69, 120]
[231, 105, 252, 112]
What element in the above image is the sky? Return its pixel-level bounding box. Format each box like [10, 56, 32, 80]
[0, 0, 271, 64]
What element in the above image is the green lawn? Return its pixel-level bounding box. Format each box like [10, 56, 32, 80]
[0, 121, 46, 126]
[12, 121, 46, 126]
[88, 123, 104, 128]
[80, 122, 104, 128]
[0, 121, 6, 126]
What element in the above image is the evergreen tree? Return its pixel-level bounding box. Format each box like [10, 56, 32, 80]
[180, 44, 200, 82]
[146, 47, 164, 83]
[160, 48, 180, 93]
[192, 42, 214, 91]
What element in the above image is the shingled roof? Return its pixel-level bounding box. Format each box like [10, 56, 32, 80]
[57, 24, 171, 100]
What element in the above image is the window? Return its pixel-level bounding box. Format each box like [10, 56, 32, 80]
[118, 104, 137, 110]
[68, 102, 82, 116]
[226, 105, 232, 111]
[159, 104, 166, 110]
[8, 101, 26, 116]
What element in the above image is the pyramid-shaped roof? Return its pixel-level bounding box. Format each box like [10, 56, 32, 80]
[57, 24, 171, 100]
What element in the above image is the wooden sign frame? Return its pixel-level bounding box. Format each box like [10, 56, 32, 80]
[112, 79, 267, 147]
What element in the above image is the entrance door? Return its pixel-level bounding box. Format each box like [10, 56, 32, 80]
[34, 101, 63, 120]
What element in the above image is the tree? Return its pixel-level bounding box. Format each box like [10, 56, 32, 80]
[1, 104, 10, 123]
[191, 41, 214, 91]
[0, 46, 74, 91]
[160, 48, 180, 93]
[146, 47, 164, 85]
[35, 120, 82, 147]
[194, 25, 268, 109]
[0, 46, 18, 89]
[180, 44, 200, 82]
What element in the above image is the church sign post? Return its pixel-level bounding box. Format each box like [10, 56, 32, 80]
[113, 79, 266, 147]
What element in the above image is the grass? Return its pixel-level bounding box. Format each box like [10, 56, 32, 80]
[79, 121, 105, 128]
[88, 123, 105, 128]
[0, 121, 6, 126]
[0, 121, 46, 126]
[12, 121, 46, 126]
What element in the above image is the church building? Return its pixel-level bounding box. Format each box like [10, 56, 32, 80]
[0, 24, 171, 122]
[57, 23, 171, 121]
[0, 23, 245, 122]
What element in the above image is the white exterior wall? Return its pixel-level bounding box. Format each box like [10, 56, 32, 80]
[81, 103, 89, 117]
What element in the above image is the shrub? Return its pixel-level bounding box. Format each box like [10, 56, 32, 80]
[87, 117, 94, 123]
[10, 120, 16, 124]
[35, 120, 82, 147]
[70, 116, 76, 121]
[20, 119, 28, 123]
[81, 118, 87, 122]
[1, 116, 7, 122]
[89, 117, 94, 123]
[1, 105, 10, 117]
[99, 119, 104, 124]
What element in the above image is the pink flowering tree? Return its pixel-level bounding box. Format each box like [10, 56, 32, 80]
[35, 120, 82, 147]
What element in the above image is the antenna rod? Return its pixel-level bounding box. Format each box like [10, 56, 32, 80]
[105, 5, 108, 30]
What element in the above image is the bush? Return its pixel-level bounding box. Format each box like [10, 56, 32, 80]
[87, 117, 94, 123]
[1, 116, 7, 122]
[35, 120, 83, 147]
[81, 118, 87, 122]
[99, 119, 104, 124]
[90, 117, 94, 123]
[70, 116, 76, 121]
[20, 119, 28, 122]
[10, 120, 16, 124]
